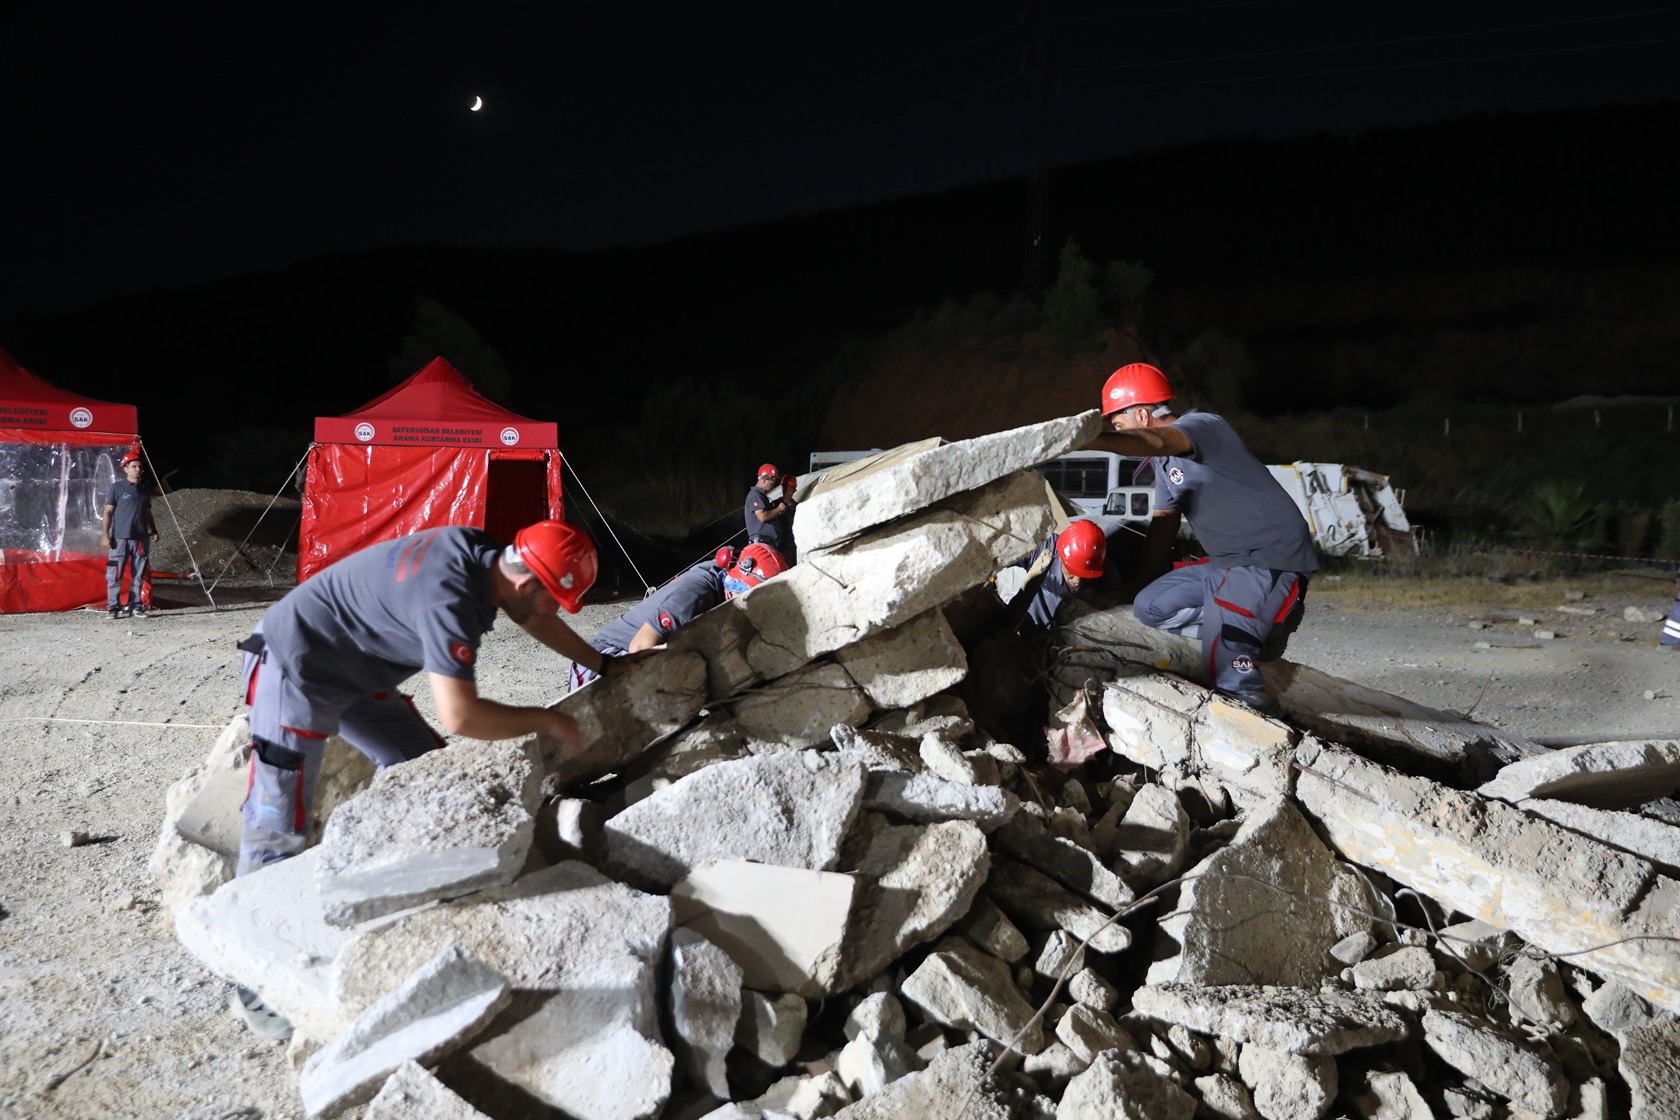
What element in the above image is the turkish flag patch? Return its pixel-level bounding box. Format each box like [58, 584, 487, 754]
[452, 641, 474, 665]
[658, 611, 675, 633]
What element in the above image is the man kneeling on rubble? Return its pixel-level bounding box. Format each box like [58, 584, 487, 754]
[570, 542, 789, 690]
[1087, 362, 1316, 713]
[230, 520, 606, 1040]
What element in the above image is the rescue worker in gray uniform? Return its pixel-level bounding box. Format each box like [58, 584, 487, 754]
[230, 519, 605, 1039]
[1012, 520, 1108, 634]
[570, 543, 788, 690]
[745, 462, 796, 557]
[102, 447, 157, 619]
[1088, 363, 1316, 712]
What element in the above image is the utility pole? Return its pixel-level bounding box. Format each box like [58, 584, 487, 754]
[1023, 0, 1053, 301]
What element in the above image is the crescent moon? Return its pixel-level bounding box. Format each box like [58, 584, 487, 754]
[470, 96, 483, 111]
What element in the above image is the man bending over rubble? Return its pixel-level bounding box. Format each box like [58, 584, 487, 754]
[570, 542, 789, 690]
[1087, 362, 1316, 713]
[230, 520, 604, 1039]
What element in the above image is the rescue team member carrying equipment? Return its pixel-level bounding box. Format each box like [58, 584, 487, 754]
[229, 520, 603, 1040]
[1013, 519, 1108, 633]
[571, 542, 789, 691]
[1088, 362, 1316, 713]
[745, 462, 796, 556]
[102, 446, 158, 619]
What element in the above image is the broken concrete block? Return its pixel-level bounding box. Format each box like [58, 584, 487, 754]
[1478, 738, 1680, 810]
[835, 817, 990, 991]
[1023, 1041, 1089, 1096]
[1330, 932, 1377, 966]
[738, 991, 808, 1069]
[829, 1040, 1050, 1120]
[1034, 930, 1086, 984]
[734, 470, 1058, 678]
[862, 771, 1018, 830]
[955, 896, 1030, 963]
[1148, 796, 1374, 988]
[1295, 739, 1680, 1013]
[1189, 698, 1299, 810]
[796, 412, 1098, 552]
[176, 847, 352, 1041]
[542, 649, 710, 794]
[1237, 1045, 1336, 1120]
[332, 863, 673, 1120]
[985, 857, 1131, 955]
[1618, 1018, 1680, 1120]
[899, 939, 1047, 1055]
[1054, 1003, 1134, 1065]
[845, 993, 907, 1044]
[1347, 1068, 1431, 1120]
[669, 928, 744, 1100]
[836, 1029, 920, 1099]
[1350, 946, 1436, 992]
[1098, 672, 1203, 773]
[1131, 984, 1410, 1056]
[833, 609, 968, 710]
[299, 944, 511, 1118]
[1581, 980, 1662, 1037]
[1193, 1073, 1261, 1120]
[1112, 783, 1189, 888]
[672, 860, 854, 998]
[363, 1060, 490, 1120]
[993, 811, 1134, 909]
[1057, 1048, 1196, 1120]
[1520, 798, 1680, 876]
[632, 714, 753, 786]
[918, 734, 979, 785]
[732, 662, 874, 751]
[316, 741, 543, 927]
[1436, 919, 1518, 974]
[831, 723, 924, 773]
[535, 797, 606, 866]
[1068, 968, 1118, 1013]
[1503, 955, 1575, 1030]
[603, 751, 866, 892]
[1421, 1009, 1565, 1117]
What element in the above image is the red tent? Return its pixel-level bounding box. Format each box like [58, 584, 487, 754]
[299, 358, 564, 581]
[0, 350, 140, 612]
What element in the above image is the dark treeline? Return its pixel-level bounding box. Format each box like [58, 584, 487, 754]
[4, 101, 1677, 491]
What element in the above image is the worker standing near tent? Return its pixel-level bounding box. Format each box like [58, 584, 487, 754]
[1010, 520, 1108, 634]
[230, 519, 605, 1040]
[102, 448, 157, 619]
[1087, 363, 1316, 713]
[570, 543, 789, 690]
[745, 462, 796, 559]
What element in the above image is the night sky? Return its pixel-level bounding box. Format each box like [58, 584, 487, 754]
[4, 0, 1677, 317]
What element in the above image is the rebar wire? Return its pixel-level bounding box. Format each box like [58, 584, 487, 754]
[205, 447, 311, 599]
[141, 443, 214, 609]
[559, 452, 654, 596]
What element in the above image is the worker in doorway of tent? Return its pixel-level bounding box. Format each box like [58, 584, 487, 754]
[745, 462, 797, 561]
[570, 542, 789, 691]
[1086, 362, 1317, 714]
[1009, 520, 1108, 635]
[102, 447, 158, 619]
[1660, 573, 1680, 651]
[228, 520, 608, 1041]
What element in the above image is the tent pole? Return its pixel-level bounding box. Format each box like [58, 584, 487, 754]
[559, 451, 656, 596]
[142, 443, 216, 610]
[206, 446, 312, 600]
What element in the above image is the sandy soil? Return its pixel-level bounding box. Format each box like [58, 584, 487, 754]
[0, 576, 1674, 1119]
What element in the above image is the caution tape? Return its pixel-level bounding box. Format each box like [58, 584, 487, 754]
[1503, 548, 1679, 568]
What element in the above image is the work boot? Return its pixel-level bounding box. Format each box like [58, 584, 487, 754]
[230, 985, 293, 1041]
[108, 606, 122, 620]
[131, 604, 148, 619]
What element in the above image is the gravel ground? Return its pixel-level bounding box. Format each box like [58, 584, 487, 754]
[0, 574, 1674, 1119]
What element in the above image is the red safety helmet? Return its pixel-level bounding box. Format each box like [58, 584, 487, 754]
[757, 462, 779, 480]
[1100, 363, 1174, 416]
[729, 542, 788, 588]
[512, 520, 598, 613]
[1056, 520, 1107, 580]
[120, 446, 142, 467]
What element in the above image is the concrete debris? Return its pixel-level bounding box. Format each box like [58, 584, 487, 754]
[157, 418, 1680, 1119]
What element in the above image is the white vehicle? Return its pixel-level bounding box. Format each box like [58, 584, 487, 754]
[1037, 451, 1156, 524]
[1267, 462, 1415, 559]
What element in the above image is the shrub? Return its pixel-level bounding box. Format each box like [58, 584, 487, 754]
[1518, 481, 1593, 550]
[1044, 240, 1102, 355]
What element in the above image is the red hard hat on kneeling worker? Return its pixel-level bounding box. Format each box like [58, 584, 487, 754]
[1057, 520, 1107, 580]
[513, 521, 598, 613]
[1101, 363, 1174, 416]
[729, 543, 788, 588]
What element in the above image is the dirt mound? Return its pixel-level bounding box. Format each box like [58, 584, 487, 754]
[151, 487, 300, 581]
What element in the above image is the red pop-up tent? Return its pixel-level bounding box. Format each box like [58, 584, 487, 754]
[0, 350, 140, 612]
[298, 358, 564, 581]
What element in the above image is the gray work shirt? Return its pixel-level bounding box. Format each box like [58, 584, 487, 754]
[1153, 411, 1319, 574]
[1019, 534, 1079, 632]
[258, 527, 501, 714]
[592, 561, 726, 655]
[106, 479, 152, 540]
[744, 485, 791, 553]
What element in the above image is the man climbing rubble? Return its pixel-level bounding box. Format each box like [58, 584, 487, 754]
[570, 542, 789, 690]
[229, 520, 606, 1040]
[1008, 519, 1108, 634]
[1086, 362, 1316, 712]
[745, 462, 797, 559]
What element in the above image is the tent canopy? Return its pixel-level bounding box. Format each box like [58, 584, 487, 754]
[299, 358, 564, 581]
[1, 348, 138, 438]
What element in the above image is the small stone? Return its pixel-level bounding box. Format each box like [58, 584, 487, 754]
[1534, 630, 1556, 640]
[1467, 621, 1486, 630]
[1330, 932, 1376, 966]
[1564, 590, 1586, 601]
[61, 830, 90, 848]
[1472, 641, 1491, 650]
[1645, 691, 1659, 701]
[1517, 617, 1538, 626]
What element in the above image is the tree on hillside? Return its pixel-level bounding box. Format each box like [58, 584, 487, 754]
[1044, 239, 1103, 355]
[1103, 259, 1153, 327]
[388, 297, 513, 403]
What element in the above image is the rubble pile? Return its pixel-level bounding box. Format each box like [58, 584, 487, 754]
[151, 412, 1680, 1119]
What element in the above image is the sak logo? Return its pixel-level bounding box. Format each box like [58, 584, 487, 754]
[1231, 656, 1254, 673]
[1168, 466, 1185, 485]
[354, 422, 376, 442]
[451, 641, 474, 665]
[69, 407, 93, 428]
[499, 427, 520, 446]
